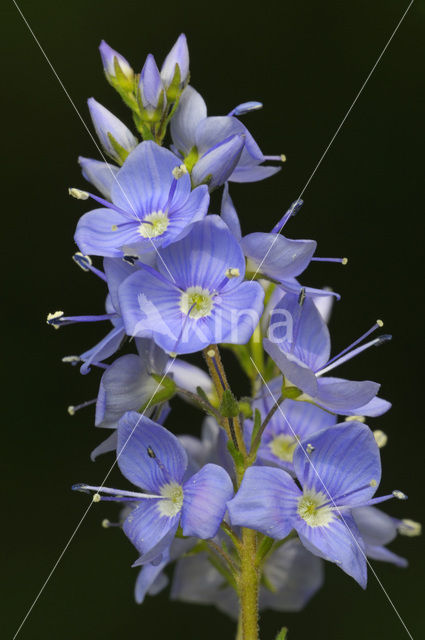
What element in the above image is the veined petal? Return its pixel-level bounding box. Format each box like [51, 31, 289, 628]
[243, 233, 316, 281]
[343, 395, 391, 417]
[103, 257, 136, 312]
[314, 377, 380, 413]
[170, 85, 207, 156]
[79, 323, 125, 374]
[353, 506, 398, 547]
[74, 208, 140, 258]
[221, 183, 242, 240]
[111, 141, 191, 215]
[364, 545, 407, 568]
[90, 430, 118, 461]
[117, 412, 188, 491]
[227, 466, 300, 538]
[181, 464, 234, 538]
[78, 156, 119, 200]
[263, 338, 318, 397]
[293, 422, 381, 508]
[161, 33, 189, 88]
[88, 98, 138, 161]
[134, 553, 169, 604]
[123, 500, 179, 556]
[192, 135, 245, 190]
[229, 164, 281, 183]
[297, 513, 367, 588]
[206, 281, 264, 345]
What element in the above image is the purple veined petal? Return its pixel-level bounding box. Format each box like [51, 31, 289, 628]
[123, 500, 180, 557]
[103, 257, 136, 312]
[181, 464, 234, 538]
[364, 545, 408, 568]
[159, 184, 210, 247]
[157, 216, 246, 292]
[263, 338, 318, 397]
[118, 266, 183, 344]
[94, 354, 158, 429]
[352, 506, 398, 547]
[227, 466, 300, 538]
[117, 412, 188, 491]
[90, 430, 118, 461]
[261, 539, 324, 612]
[135, 337, 169, 374]
[229, 101, 263, 117]
[279, 278, 341, 302]
[296, 513, 367, 588]
[243, 233, 316, 282]
[221, 183, 242, 240]
[134, 552, 169, 604]
[171, 359, 213, 396]
[343, 395, 391, 417]
[170, 85, 207, 156]
[74, 208, 141, 258]
[314, 377, 380, 414]
[269, 293, 331, 371]
[160, 33, 189, 88]
[313, 293, 335, 324]
[132, 520, 180, 566]
[79, 323, 125, 374]
[88, 98, 138, 161]
[78, 157, 120, 200]
[195, 116, 246, 155]
[111, 141, 191, 215]
[293, 422, 381, 508]
[192, 134, 245, 190]
[206, 281, 264, 345]
[139, 54, 164, 111]
[229, 164, 281, 183]
[99, 40, 133, 80]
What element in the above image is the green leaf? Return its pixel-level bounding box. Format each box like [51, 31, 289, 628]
[107, 132, 130, 164]
[227, 439, 245, 473]
[166, 63, 182, 101]
[238, 400, 253, 418]
[250, 409, 262, 449]
[196, 385, 210, 404]
[183, 146, 199, 172]
[220, 389, 239, 418]
[138, 374, 176, 412]
[275, 628, 288, 640]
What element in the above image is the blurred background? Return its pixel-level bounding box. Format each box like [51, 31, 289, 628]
[2, 0, 424, 638]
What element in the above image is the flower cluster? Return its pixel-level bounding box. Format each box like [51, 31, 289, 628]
[49, 35, 420, 634]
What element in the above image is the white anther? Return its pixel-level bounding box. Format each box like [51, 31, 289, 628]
[168, 351, 177, 358]
[62, 355, 81, 364]
[376, 319, 384, 328]
[373, 429, 388, 448]
[67, 406, 76, 416]
[280, 154, 287, 162]
[172, 164, 188, 179]
[69, 188, 89, 200]
[344, 415, 366, 423]
[207, 349, 216, 358]
[102, 519, 111, 529]
[47, 311, 64, 328]
[111, 225, 118, 231]
[93, 493, 101, 503]
[393, 490, 407, 500]
[225, 267, 240, 278]
[73, 252, 92, 271]
[370, 479, 377, 487]
[306, 443, 315, 454]
[342, 257, 348, 265]
[398, 519, 422, 537]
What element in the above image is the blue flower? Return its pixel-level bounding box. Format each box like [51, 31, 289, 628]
[87, 98, 138, 162]
[139, 54, 166, 117]
[118, 216, 265, 354]
[353, 506, 408, 568]
[245, 375, 337, 473]
[170, 86, 282, 187]
[74, 141, 209, 258]
[265, 292, 392, 415]
[99, 40, 134, 84]
[74, 412, 234, 562]
[227, 421, 406, 587]
[160, 34, 190, 90]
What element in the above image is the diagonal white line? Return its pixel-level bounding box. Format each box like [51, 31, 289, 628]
[252, 0, 415, 281]
[249, 356, 414, 639]
[11, 0, 176, 282]
[12, 357, 176, 640]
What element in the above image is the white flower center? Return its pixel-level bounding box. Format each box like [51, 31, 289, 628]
[157, 481, 184, 517]
[180, 286, 214, 319]
[297, 489, 334, 527]
[269, 434, 297, 462]
[139, 211, 169, 238]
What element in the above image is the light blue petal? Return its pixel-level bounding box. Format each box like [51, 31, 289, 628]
[315, 377, 380, 413]
[123, 500, 179, 556]
[227, 466, 300, 538]
[206, 281, 264, 345]
[134, 553, 169, 604]
[90, 430, 118, 461]
[263, 338, 318, 397]
[117, 412, 188, 491]
[181, 463, 234, 538]
[139, 54, 163, 111]
[352, 506, 397, 546]
[230, 164, 281, 183]
[364, 545, 407, 568]
[103, 257, 136, 312]
[243, 233, 316, 281]
[79, 323, 125, 374]
[192, 134, 245, 190]
[74, 208, 140, 258]
[293, 422, 381, 507]
[78, 156, 119, 199]
[171, 359, 213, 396]
[343, 395, 391, 417]
[160, 33, 189, 88]
[170, 85, 207, 156]
[221, 183, 242, 240]
[88, 98, 138, 161]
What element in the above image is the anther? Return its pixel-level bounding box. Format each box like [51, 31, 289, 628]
[345, 415, 366, 423]
[398, 519, 422, 537]
[225, 267, 240, 278]
[172, 164, 188, 179]
[370, 479, 377, 487]
[72, 252, 92, 271]
[68, 187, 89, 200]
[298, 288, 306, 306]
[376, 319, 384, 328]
[207, 349, 216, 358]
[342, 257, 348, 265]
[306, 443, 315, 454]
[67, 406, 76, 416]
[62, 355, 81, 365]
[102, 519, 111, 528]
[47, 311, 64, 328]
[147, 446, 156, 459]
[122, 255, 138, 265]
[373, 430, 388, 448]
[393, 490, 408, 500]
[111, 224, 118, 231]
[375, 334, 392, 346]
[281, 154, 287, 162]
[93, 493, 101, 503]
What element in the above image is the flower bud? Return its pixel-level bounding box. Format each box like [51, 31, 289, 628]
[87, 98, 138, 163]
[99, 40, 134, 87]
[138, 54, 166, 119]
[161, 33, 189, 92]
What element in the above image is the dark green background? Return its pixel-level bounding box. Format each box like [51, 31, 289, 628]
[3, 1, 424, 638]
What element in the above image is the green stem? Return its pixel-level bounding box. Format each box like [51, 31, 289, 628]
[249, 394, 284, 459]
[239, 528, 259, 640]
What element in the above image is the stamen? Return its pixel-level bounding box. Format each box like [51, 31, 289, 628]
[111, 220, 142, 231]
[172, 164, 188, 179]
[227, 101, 263, 116]
[164, 178, 178, 213]
[373, 430, 388, 448]
[311, 257, 348, 265]
[397, 519, 422, 537]
[363, 490, 408, 507]
[289, 288, 306, 354]
[68, 188, 89, 200]
[73, 252, 107, 281]
[271, 199, 303, 233]
[122, 255, 139, 265]
[393, 490, 408, 500]
[345, 415, 366, 423]
[225, 267, 240, 278]
[47, 312, 118, 328]
[67, 399, 97, 416]
[46, 311, 64, 329]
[306, 443, 315, 454]
[62, 355, 81, 365]
[72, 483, 161, 501]
[317, 481, 379, 509]
[263, 154, 286, 162]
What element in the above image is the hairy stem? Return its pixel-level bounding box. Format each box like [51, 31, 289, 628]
[249, 394, 284, 458]
[239, 528, 259, 640]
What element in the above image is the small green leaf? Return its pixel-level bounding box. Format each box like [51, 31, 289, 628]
[227, 439, 244, 473]
[196, 385, 210, 404]
[166, 63, 182, 101]
[275, 628, 288, 640]
[220, 389, 239, 418]
[107, 132, 130, 164]
[138, 374, 176, 412]
[183, 145, 199, 173]
[238, 400, 253, 418]
[250, 409, 262, 447]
